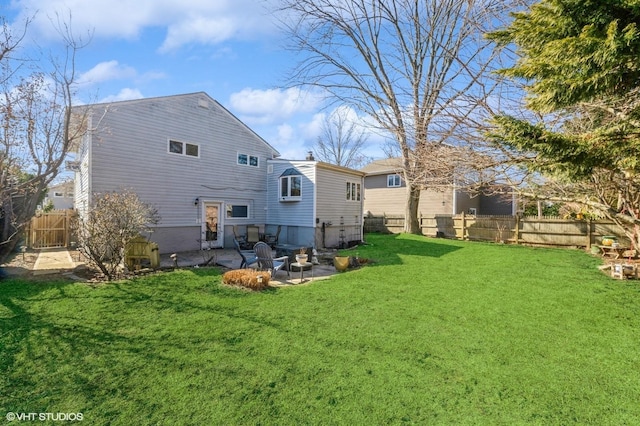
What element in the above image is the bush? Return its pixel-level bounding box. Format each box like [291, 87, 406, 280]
[73, 190, 159, 280]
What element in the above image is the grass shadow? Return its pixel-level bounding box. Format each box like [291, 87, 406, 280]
[345, 233, 463, 267]
[0, 271, 285, 415]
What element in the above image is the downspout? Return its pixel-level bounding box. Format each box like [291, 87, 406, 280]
[312, 161, 318, 248]
[452, 181, 457, 215]
[87, 115, 93, 216]
[322, 222, 326, 248]
[360, 174, 365, 241]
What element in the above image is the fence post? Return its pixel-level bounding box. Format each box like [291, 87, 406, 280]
[26, 219, 32, 248]
[63, 210, 67, 247]
[514, 215, 520, 245]
[586, 218, 592, 249]
[461, 211, 467, 240]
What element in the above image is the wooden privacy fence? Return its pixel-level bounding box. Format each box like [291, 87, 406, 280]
[364, 213, 628, 249]
[26, 209, 74, 249]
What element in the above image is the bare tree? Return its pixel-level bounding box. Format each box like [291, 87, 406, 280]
[276, 0, 523, 233]
[314, 107, 370, 169]
[0, 15, 89, 262]
[73, 190, 160, 280]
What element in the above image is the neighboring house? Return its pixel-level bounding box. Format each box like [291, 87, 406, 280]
[43, 181, 74, 210]
[362, 158, 515, 217]
[266, 157, 365, 249]
[71, 92, 365, 253]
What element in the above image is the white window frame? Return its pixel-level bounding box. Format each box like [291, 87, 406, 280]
[387, 174, 401, 187]
[226, 204, 250, 219]
[237, 153, 259, 167]
[280, 175, 302, 201]
[168, 139, 199, 158]
[346, 181, 361, 201]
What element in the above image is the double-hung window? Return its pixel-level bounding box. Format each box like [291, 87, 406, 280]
[387, 174, 401, 187]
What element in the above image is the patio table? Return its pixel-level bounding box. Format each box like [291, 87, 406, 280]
[599, 245, 630, 259]
[290, 261, 313, 283]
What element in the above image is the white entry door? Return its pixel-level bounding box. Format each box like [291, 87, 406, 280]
[201, 202, 223, 248]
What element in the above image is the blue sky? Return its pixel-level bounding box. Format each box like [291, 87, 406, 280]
[4, 0, 386, 161]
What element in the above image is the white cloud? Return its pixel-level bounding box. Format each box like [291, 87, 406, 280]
[77, 61, 137, 86]
[229, 87, 323, 125]
[300, 112, 326, 140]
[159, 16, 236, 53]
[277, 123, 295, 143]
[99, 88, 144, 103]
[12, 0, 279, 51]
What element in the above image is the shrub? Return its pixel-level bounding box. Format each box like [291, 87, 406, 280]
[73, 190, 159, 280]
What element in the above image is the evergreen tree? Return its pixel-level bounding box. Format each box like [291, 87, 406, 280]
[488, 0, 640, 247]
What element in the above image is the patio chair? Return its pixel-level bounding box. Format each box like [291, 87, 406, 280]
[232, 225, 249, 249]
[233, 238, 258, 269]
[246, 225, 260, 246]
[264, 225, 281, 248]
[254, 241, 290, 278]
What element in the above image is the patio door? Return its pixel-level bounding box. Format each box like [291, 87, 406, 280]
[201, 202, 223, 249]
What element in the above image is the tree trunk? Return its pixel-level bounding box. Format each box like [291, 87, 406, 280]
[404, 183, 422, 234]
[0, 197, 19, 264]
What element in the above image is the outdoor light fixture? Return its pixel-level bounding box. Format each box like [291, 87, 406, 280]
[194, 197, 199, 206]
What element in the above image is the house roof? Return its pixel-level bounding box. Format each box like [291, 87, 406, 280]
[47, 181, 73, 192]
[268, 159, 366, 176]
[360, 145, 476, 177]
[280, 167, 302, 177]
[360, 158, 404, 176]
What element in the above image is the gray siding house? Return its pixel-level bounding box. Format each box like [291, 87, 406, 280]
[71, 92, 365, 253]
[362, 158, 515, 217]
[44, 181, 74, 210]
[266, 159, 365, 249]
[72, 92, 280, 253]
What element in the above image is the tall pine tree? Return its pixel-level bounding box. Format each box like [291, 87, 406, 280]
[488, 0, 640, 247]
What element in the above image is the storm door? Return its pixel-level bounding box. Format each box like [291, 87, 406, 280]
[201, 202, 223, 248]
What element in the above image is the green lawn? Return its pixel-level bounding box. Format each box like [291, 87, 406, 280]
[1, 233, 639, 425]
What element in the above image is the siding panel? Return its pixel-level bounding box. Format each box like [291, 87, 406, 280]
[77, 93, 278, 252]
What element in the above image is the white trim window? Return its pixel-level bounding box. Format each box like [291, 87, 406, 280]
[346, 182, 361, 201]
[238, 153, 259, 167]
[168, 139, 199, 157]
[226, 204, 249, 219]
[387, 174, 401, 187]
[280, 176, 302, 201]
[279, 167, 302, 201]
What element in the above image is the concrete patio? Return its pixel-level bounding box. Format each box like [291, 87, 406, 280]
[160, 248, 340, 285]
[9, 246, 342, 286]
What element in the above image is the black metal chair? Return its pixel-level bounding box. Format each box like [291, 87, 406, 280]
[233, 238, 258, 269]
[264, 225, 281, 248]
